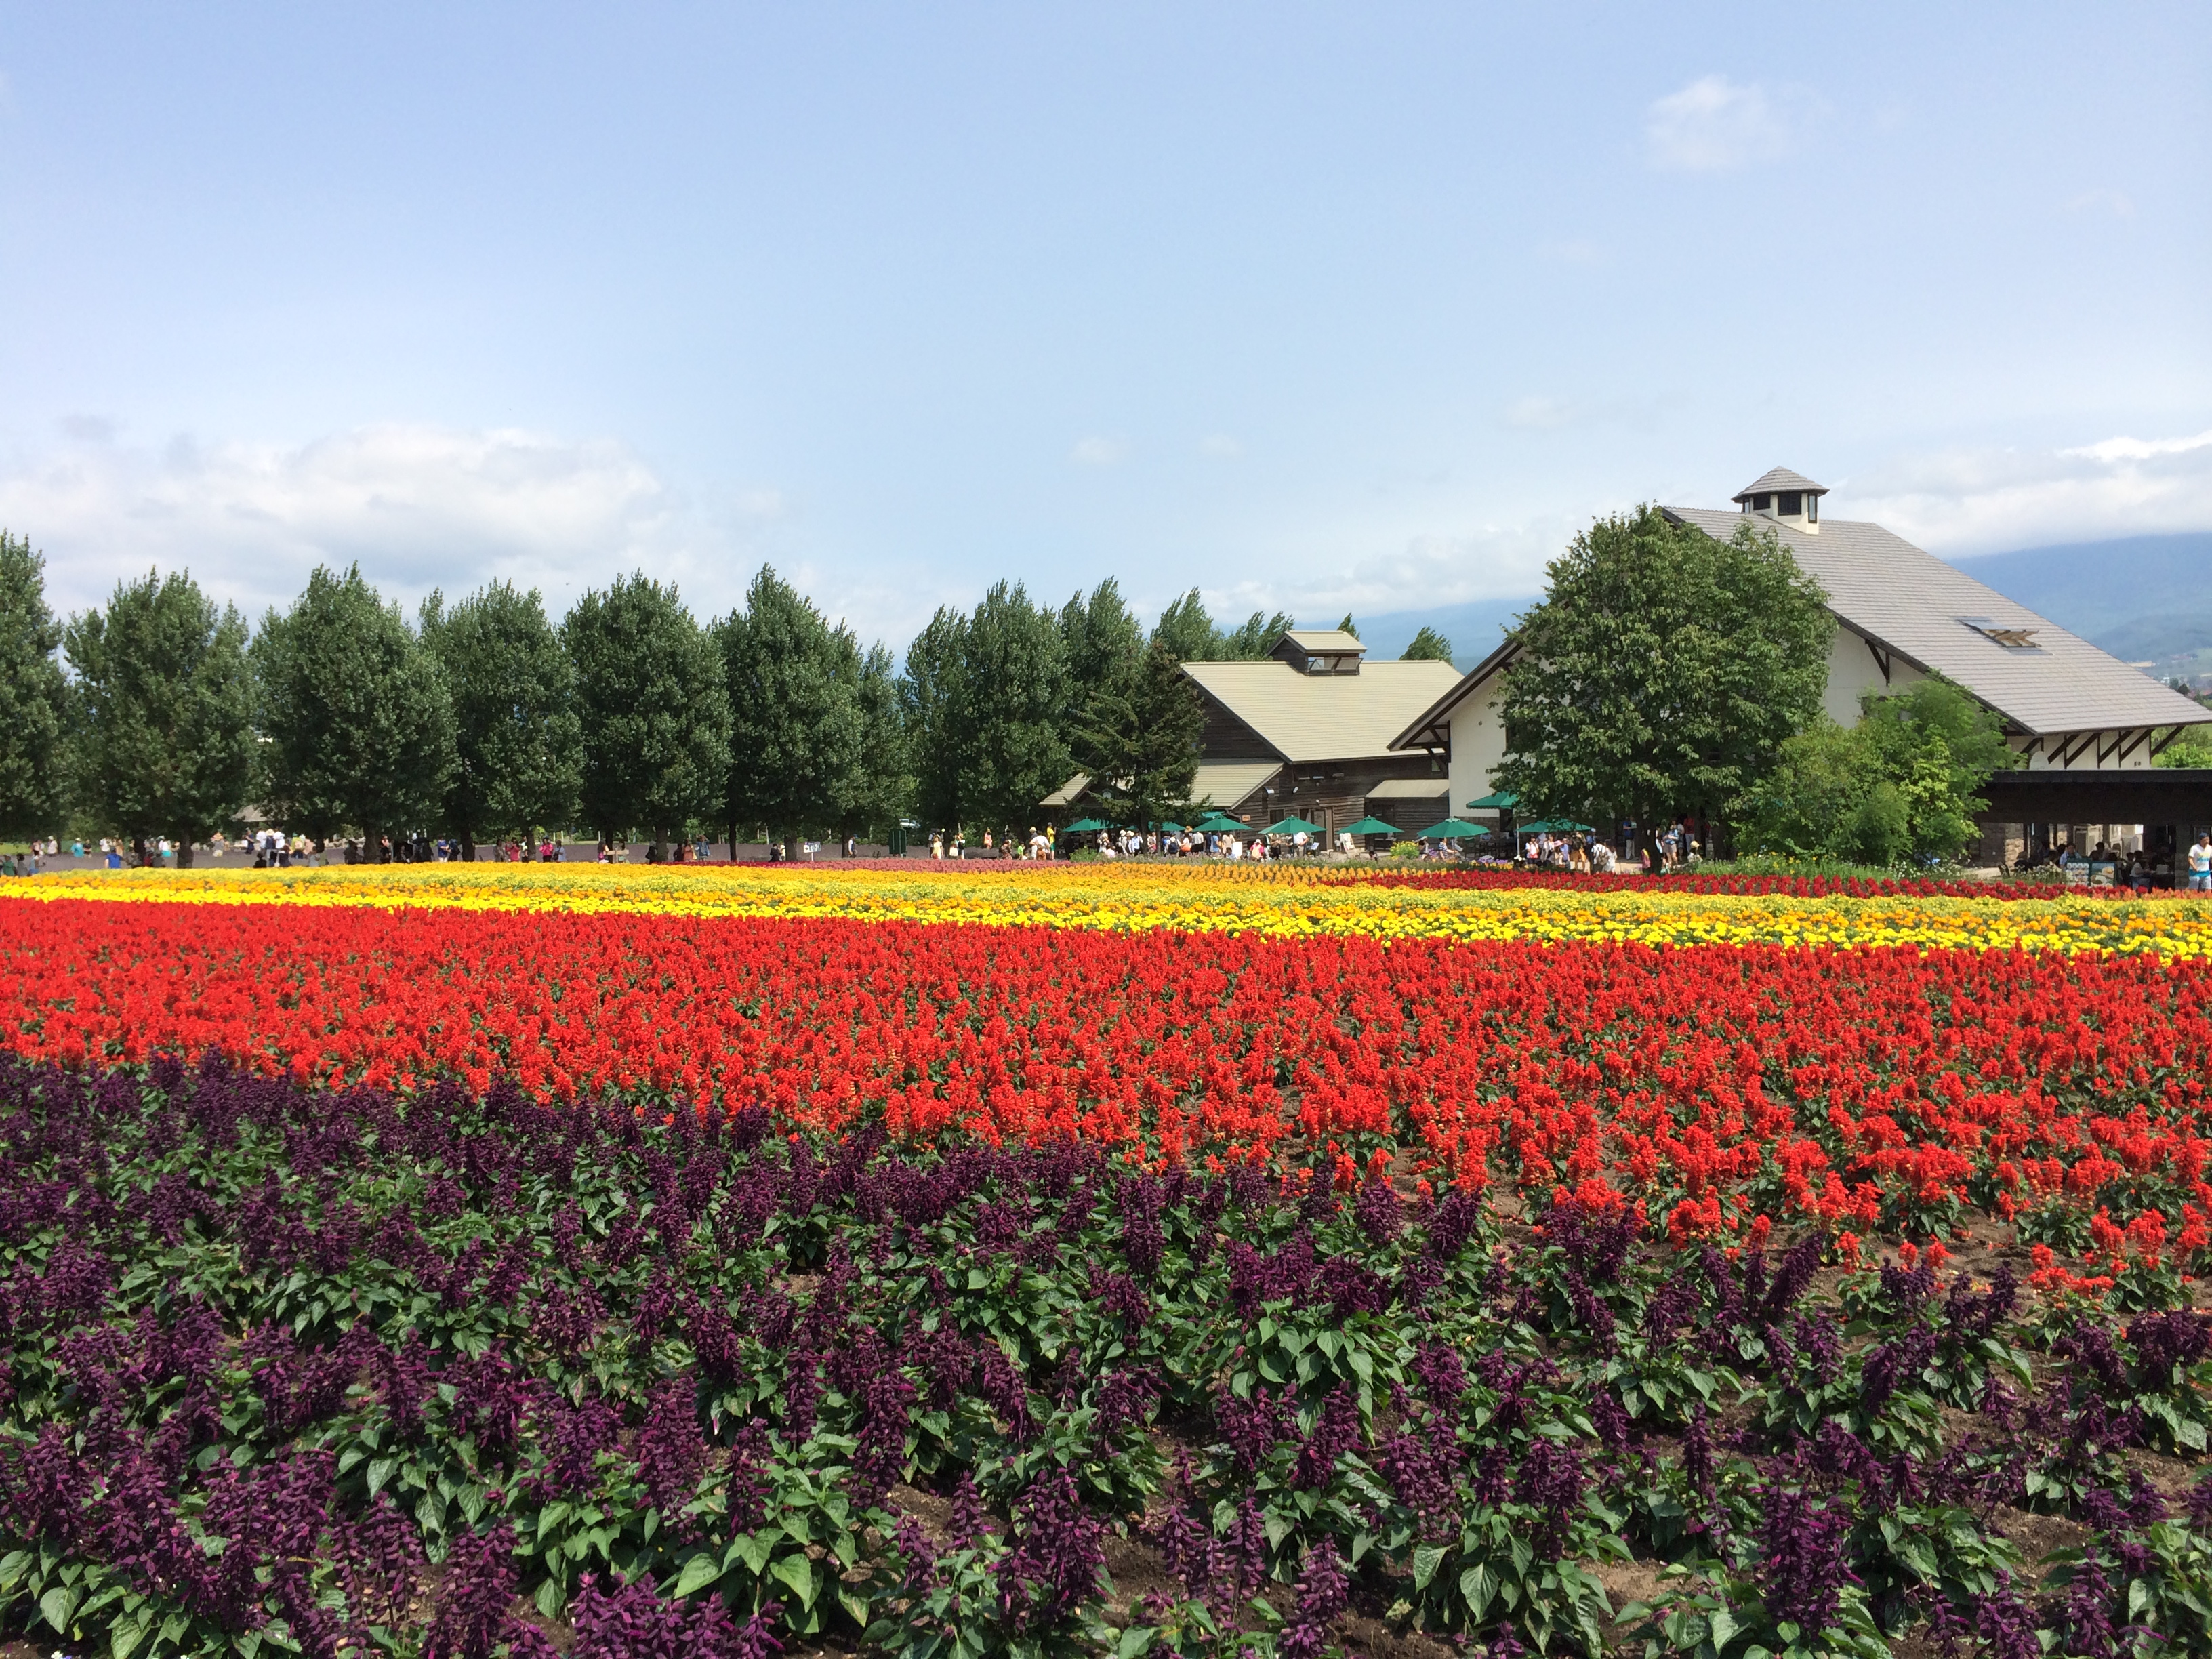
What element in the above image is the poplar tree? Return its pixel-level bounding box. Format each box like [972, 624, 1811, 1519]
[0, 531, 66, 844]
[565, 573, 730, 857]
[251, 565, 455, 858]
[64, 569, 253, 867]
[420, 581, 581, 860]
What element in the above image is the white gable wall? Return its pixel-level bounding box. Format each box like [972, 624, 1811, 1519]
[1444, 673, 1510, 811]
[1824, 624, 1924, 726]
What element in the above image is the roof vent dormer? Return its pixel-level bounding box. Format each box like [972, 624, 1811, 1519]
[1273, 629, 1366, 674]
[1732, 466, 1828, 534]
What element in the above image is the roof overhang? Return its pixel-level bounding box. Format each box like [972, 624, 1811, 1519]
[1388, 632, 1523, 751]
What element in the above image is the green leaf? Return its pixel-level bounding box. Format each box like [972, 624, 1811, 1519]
[367, 1456, 398, 1498]
[2179, 1417, 2207, 1452]
[1708, 1607, 1739, 1650]
[1412, 1543, 1446, 1591]
[38, 1585, 76, 1634]
[773, 1553, 818, 1607]
[1460, 1563, 1497, 1619]
[1116, 1626, 1158, 1658]
[672, 1553, 722, 1597]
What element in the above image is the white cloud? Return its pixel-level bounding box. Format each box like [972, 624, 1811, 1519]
[1197, 434, 1244, 459]
[1069, 435, 1127, 466]
[1847, 426, 2212, 554]
[1505, 396, 1576, 430]
[2062, 428, 2212, 464]
[0, 421, 747, 622]
[2064, 188, 2136, 220]
[1643, 75, 1802, 172]
[1194, 517, 1572, 623]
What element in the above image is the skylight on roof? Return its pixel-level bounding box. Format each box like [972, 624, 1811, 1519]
[1959, 617, 2041, 650]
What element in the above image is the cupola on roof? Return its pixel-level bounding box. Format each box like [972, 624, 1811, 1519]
[1732, 467, 1828, 504]
[1733, 466, 1829, 531]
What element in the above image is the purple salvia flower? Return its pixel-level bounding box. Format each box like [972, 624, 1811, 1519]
[422, 1523, 520, 1659]
[1513, 1438, 1586, 1557]
[1276, 1538, 1348, 1659]
[1757, 1484, 1858, 1637]
[1355, 1175, 1401, 1244]
[993, 1469, 1107, 1633]
[851, 1364, 918, 1504]
[1290, 1387, 1362, 1491]
[636, 1377, 710, 1540]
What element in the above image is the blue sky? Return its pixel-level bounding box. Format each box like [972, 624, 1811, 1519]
[1, 3, 2206, 651]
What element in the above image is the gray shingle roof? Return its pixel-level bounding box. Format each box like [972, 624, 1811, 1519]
[1183, 658, 1464, 763]
[1733, 467, 1827, 501]
[1667, 506, 2212, 737]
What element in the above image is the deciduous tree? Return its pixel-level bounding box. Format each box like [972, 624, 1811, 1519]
[0, 531, 66, 844]
[1494, 508, 1832, 844]
[564, 573, 730, 857]
[420, 581, 581, 861]
[251, 565, 455, 859]
[716, 566, 866, 857]
[64, 569, 253, 867]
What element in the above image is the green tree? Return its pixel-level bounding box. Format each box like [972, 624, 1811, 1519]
[1401, 625, 1454, 662]
[1336, 613, 1359, 638]
[1856, 676, 2015, 860]
[1744, 677, 2015, 865]
[64, 570, 253, 867]
[1074, 638, 1204, 831]
[1216, 607, 1294, 659]
[960, 581, 1071, 840]
[716, 565, 867, 858]
[1493, 508, 1832, 844]
[1060, 579, 1143, 795]
[1150, 590, 1221, 662]
[0, 531, 66, 844]
[251, 565, 456, 858]
[1149, 590, 1293, 661]
[419, 581, 581, 861]
[565, 573, 730, 857]
[835, 639, 912, 846]
[900, 607, 969, 838]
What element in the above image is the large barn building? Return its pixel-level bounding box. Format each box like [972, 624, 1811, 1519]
[1387, 468, 2212, 864]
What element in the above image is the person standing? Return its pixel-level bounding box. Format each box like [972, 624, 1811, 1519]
[2189, 834, 2211, 893]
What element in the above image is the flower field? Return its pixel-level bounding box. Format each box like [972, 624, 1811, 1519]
[12, 861, 2212, 954]
[1, 870, 2209, 1658]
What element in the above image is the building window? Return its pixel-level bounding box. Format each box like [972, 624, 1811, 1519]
[1806, 493, 1818, 523]
[1752, 493, 1771, 510]
[1778, 491, 1802, 515]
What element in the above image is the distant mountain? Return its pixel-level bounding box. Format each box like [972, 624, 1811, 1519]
[1344, 597, 1531, 670]
[1947, 531, 2212, 682]
[1334, 529, 2212, 679]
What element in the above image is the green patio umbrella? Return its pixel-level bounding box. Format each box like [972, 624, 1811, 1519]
[1155, 821, 1187, 835]
[1418, 817, 1490, 839]
[1518, 819, 1595, 835]
[1061, 817, 1108, 833]
[1193, 813, 1246, 834]
[1341, 815, 1399, 837]
[1465, 790, 1519, 811]
[1265, 815, 1325, 836]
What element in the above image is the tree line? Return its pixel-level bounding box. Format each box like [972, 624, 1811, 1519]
[0, 529, 1455, 860]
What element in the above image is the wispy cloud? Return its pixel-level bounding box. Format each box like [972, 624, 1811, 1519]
[1505, 396, 1576, 430]
[1193, 518, 1572, 623]
[1849, 426, 2212, 554]
[0, 422, 743, 622]
[1069, 435, 1127, 466]
[1643, 75, 1805, 172]
[1197, 434, 1244, 459]
[2064, 188, 2137, 220]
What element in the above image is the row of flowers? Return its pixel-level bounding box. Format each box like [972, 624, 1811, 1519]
[11, 865, 2211, 955]
[1, 1056, 2206, 1659]
[3, 898, 2210, 1269]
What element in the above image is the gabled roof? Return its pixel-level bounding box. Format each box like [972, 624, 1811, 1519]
[1388, 632, 1522, 751]
[1734, 466, 1826, 501]
[1183, 658, 1462, 764]
[1279, 629, 1365, 653]
[1191, 759, 1282, 810]
[1387, 504, 2212, 751]
[1666, 506, 2211, 738]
